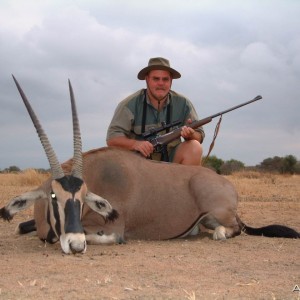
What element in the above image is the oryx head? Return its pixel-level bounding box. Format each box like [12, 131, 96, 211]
[0, 76, 118, 254]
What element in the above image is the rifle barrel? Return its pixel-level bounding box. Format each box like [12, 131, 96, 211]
[151, 95, 262, 147]
[210, 95, 262, 119]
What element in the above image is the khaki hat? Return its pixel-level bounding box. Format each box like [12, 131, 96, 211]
[137, 57, 181, 80]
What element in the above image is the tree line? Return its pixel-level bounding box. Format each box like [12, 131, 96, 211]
[1, 154, 299, 175]
[203, 154, 299, 175]
[0, 166, 49, 174]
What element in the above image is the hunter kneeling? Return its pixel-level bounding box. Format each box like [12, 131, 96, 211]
[106, 57, 204, 165]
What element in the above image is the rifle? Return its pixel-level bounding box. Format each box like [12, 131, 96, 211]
[145, 95, 262, 153]
[142, 120, 182, 139]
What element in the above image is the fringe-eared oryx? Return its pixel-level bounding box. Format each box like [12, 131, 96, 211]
[1, 78, 299, 255]
[0, 76, 118, 254]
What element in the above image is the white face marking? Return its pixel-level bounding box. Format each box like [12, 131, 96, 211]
[60, 233, 87, 254]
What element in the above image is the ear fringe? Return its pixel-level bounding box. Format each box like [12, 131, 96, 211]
[0, 189, 47, 221]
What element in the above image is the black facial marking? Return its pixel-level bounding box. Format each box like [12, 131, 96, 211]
[46, 208, 58, 243]
[64, 199, 84, 234]
[56, 176, 83, 194]
[52, 197, 61, 236]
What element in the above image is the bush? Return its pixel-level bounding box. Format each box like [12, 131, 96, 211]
[258, 154, 298, 174]
[203, 155, 224, 174]
[220, 159, 245, 175]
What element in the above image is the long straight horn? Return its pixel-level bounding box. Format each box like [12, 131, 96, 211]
[68, 80, 83, 180]
[12, 75, 65, 179]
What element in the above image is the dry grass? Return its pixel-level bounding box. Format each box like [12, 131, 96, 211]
[0, 169, 50, 187]
[227, 170, 300, 202]
[1, 169, 299, 204]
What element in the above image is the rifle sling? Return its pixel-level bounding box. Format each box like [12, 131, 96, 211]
[203, 115, 222, 164]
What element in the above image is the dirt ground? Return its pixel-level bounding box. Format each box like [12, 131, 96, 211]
[0, 175, 299, 300]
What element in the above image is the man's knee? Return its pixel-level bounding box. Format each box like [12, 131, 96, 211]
[189, 140, 203, 156]
[173, 140, 202, 165]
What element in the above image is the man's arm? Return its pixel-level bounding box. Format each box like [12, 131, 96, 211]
[107, 136, 154, 158]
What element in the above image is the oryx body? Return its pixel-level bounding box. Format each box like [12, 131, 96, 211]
[9, 146, 240, 247]
[76, 147, 240, 241]
[31, 146, 300, 245]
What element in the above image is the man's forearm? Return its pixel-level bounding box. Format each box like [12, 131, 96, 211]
[107, 136, 136, 150]
[107, 136, 154, 157]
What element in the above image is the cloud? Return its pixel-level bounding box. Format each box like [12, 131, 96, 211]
[0, 0, 299, 169]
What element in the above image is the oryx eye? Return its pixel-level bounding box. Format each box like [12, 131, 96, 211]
[51, 192, 57, 200]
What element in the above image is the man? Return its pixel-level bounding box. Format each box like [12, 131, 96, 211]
[106, 57, 204, 165]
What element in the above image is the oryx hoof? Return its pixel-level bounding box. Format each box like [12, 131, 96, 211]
[117, 236, 126, 244]
[213, 226, 227, 240]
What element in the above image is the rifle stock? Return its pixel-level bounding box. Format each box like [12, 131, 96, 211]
[148, 95, 262, 150]
[151, 117, 212, 147]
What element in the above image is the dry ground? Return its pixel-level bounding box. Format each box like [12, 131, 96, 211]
[0, 171, 299, 300]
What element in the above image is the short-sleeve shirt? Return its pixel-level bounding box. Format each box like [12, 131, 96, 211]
[106, 89, 204, 140]
[106, 89, 205, 160]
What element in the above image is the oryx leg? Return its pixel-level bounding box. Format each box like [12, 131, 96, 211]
[200, 210, 241, 240]
[18, 219, 36, 234]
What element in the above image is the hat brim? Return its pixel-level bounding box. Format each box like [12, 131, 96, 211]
[137, 66, 181, 80]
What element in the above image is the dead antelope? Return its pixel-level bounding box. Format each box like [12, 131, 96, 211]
[1, 79, 299, 255]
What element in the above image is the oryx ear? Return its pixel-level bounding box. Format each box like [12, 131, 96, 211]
[0, 189, 47, 221]
[85, 191, 118, 221]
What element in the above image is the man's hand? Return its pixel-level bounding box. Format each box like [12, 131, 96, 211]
[132, 140, 154, 157]
[181, 119, 201, 142]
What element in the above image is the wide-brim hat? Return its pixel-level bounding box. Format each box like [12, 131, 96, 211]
[137, 57, 181, 80]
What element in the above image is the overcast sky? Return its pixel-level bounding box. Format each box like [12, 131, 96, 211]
[0, 0, 299, 169]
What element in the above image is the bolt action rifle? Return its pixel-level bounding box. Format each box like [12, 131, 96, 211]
[143, 95, 262, 161]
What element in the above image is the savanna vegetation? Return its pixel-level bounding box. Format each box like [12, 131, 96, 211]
[204, 154, 299, 175]
[1, 154, 299, 176]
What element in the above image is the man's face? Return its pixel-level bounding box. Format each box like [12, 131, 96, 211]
[146, 70, 172, 102]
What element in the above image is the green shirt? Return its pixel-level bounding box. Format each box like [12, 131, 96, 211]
[107, 89, 205, 144]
